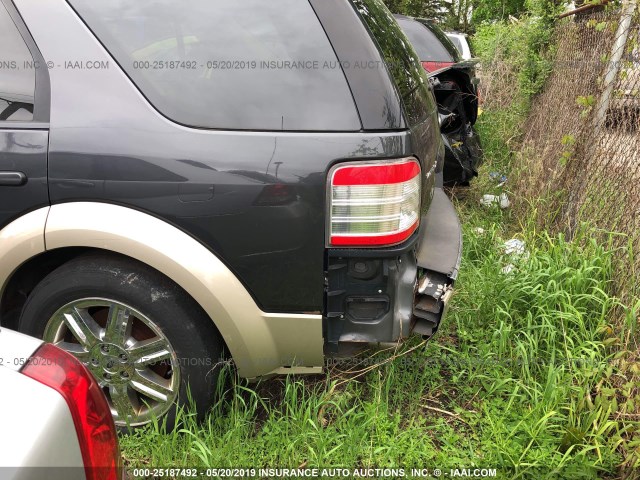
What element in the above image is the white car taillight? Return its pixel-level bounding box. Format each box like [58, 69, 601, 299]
[329, 158, 421, 246]
[22, 344, 121, 480]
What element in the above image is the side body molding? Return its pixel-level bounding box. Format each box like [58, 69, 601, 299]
[2, 203, 324, 379]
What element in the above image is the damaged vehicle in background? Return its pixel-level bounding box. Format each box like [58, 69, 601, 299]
[394, 15, 482, 186]
[446, 31, 474, 61]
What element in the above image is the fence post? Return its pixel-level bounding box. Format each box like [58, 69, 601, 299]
[594, 0, 637, 131]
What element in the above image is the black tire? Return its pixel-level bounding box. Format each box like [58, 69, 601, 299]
[19, 252, 223, 432]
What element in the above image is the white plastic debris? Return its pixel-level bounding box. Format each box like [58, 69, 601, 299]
[501, 264, 516, 274]
[503, 238, 527, 256]
[480, 194, 495, 207]
[480, 193, 510, 209]
[474, 227, 485, 235]
[500, 239, 529, 274]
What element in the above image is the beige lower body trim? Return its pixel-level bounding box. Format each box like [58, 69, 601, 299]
[44, 202, 324, 379]
[0, 208, 49, 297]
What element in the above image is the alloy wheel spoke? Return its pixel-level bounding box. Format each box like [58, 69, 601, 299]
[104, 302, 132, 345]
[61, 307, 102, 349]
[109, 384, 138, 421]
[130, 370, 174, 403]
[129, 337, 172, 367]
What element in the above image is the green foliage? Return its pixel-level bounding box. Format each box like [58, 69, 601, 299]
[472, 0, 527, 24]
[561, 134, 576, 147]
[473, 16, 555, 98]
[475, 107, 528, 175]
[576, 95, 596, 118]
[595, 21, 608, 32]
[576, 95, 595, 108]
[383, 0, 445, 21]
[560, 135, 576, 166]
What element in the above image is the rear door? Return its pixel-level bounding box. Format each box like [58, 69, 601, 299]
[0, 0, 49, 230]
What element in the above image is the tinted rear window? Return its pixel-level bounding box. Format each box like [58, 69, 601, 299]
[351, 0, 435, 125]
[395, 17, 454, 62]
[67, 0, 360, 131]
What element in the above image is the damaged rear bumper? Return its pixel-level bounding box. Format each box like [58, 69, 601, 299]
[324, 188, 462, 353]
[412, 187, 462, 336]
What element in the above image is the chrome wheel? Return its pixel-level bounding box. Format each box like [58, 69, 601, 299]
[43, 298, 180, 427]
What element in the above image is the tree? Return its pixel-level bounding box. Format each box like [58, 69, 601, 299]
[471, 0, 527, 24]
[384, 0, 557, 33]
[384, 0, 448, 22]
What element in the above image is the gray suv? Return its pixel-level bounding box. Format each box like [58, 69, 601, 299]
[0, 0, 462, 429]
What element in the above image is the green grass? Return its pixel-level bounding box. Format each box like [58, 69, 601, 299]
[121, 164, 630, 477]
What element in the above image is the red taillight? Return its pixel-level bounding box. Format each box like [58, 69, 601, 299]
[329, 158, 421, 247]
[422, 61, 454, 73]
[22, 344, 121, 480]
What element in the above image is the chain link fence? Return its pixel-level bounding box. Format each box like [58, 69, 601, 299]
[474, 8, 640, 472]
[479, 11, 640, 471]
[504, 5, 640, 305]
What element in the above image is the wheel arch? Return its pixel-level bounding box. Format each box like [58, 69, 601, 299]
[0, 245, 93, 329]
[0, 203, 323, 378]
